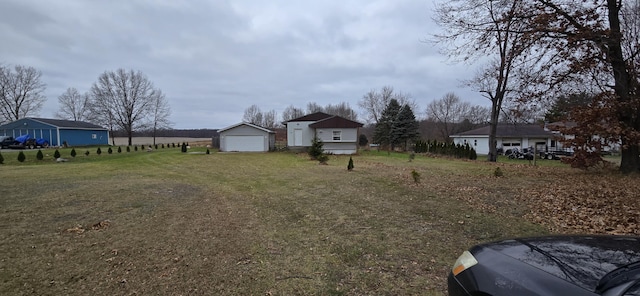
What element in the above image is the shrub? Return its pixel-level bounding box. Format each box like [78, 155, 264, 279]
[70, 148, 77, 158]
[84, 150, 89, 156]
[36, 149, 44, 160]
[117, 146, 122, 153]
[141, 145, 145, 150]
[126, 146, 130, 152]
[161, 144, 165, 149]
[493, 167, 503, 177]
[54, 149, 61, 159]
[17, 151, 26, 162]
[172, 143, 176, 148]
[155, 144, 158, 149]
[308, 137, 324, 160]
[347, 156, 354, 171]
[96, 147, 102, 155]
[411, 170, 421, 184]
[181, 142, 187, 153]
[206, 149, 210, 155]
[134, 146, 138, 151]
[108, 147, 113, 154]
[0, 151, 3, 164]
[317, 154, 329, 164]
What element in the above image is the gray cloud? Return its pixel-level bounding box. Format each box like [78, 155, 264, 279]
[1, 0, 484, 128]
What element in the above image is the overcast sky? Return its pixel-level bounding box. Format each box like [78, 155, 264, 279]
[1, 0, 483, 129]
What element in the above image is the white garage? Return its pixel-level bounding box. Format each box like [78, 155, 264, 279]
[218, 122, 275, 152]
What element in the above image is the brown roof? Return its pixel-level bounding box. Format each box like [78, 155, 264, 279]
[309, 116, 363, 129]
[453, 124, 553, 138]
[286, 112, 333, 122]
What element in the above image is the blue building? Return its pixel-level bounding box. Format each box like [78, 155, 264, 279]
[0, 118, 109, 147]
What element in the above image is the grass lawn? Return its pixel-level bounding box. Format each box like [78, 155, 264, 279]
[0, 146, 635, 295]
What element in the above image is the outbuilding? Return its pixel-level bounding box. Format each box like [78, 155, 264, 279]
[218, 122, 275, 152]
[0, 118, 109, 147]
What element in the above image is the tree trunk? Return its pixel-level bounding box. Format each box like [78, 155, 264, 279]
[487, 99, 500, 162]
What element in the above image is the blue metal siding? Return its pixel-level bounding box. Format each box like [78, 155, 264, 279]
[0, 118, 109, 146]
[59, 129, 109, 146]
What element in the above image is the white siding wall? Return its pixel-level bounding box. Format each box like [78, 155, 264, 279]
[287, 121, 315, 147]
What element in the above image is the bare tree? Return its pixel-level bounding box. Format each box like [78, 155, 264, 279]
[0, 65, 46, 124]
[306, 102, 324, 114]
[90, 69, 163, 146]
[433, 0, 536, 161]
[55, 87, 92, 122]
[148, 91, 172, 145]
[465, 105, 491, 125]
[358, 86, 415, 124]
[324, 102, 358, 121]
[281, 105, 305, 122]
[243, 104, 263, 125]
[262, 109, 278, 129]
[426, 92, 471, 139]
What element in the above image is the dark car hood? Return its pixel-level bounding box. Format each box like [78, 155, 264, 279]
[478, 235, 640, 291]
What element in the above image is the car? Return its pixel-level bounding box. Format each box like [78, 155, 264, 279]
[448, 235, 640, 296]
[0, 136, 15, 149]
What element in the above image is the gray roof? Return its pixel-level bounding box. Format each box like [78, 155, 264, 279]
[30, 118, 107, 130]
[452, 124, 554, 138]
[218, 122, 274, 133]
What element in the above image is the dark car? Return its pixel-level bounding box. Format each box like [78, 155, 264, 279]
[448, 235, 640, 296]
[0, 136, 15, 149]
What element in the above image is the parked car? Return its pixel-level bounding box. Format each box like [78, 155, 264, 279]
[0, 136, 15, 149]
[448, 235, 640, 296]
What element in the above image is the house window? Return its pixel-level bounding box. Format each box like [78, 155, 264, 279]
[551, 140, 556, 148]
[92, 134, 97, 139]
[332, 131, 341, 141]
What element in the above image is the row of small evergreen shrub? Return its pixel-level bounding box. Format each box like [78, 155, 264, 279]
[414, 140, 477, 160]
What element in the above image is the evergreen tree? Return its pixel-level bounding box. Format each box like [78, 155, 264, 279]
[134, 146, 138, 151]
[347, 156, 354, 171]
[85, 150, 90, 156]
[17, 151, 26, 162]
[97, 147, 102, 155]
[108, 147, 113, 154]
[71, 148, 77, 158]
[36, 149, 44, 160]
[126, 146, 130, 152]
[206, 149, 210, 154]
[117, 146, 122, 153]
[0, 151, 3, 164]
[391, 104, 419, 151]
[181, 142, 187, 153]
[358, 134, 368, 147]
[374, 99, 401, 151]
[308, 137, 324, 160]
[54, 150, 61, 159]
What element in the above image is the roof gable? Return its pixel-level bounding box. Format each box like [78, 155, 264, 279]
[218, 122, 274, 133]
[287, 112, 333, 122]
[452, 124, 553, 138]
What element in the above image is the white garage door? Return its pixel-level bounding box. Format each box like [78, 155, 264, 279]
[225, 136, 264, 152]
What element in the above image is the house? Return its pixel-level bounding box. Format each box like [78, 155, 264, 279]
[218, 122, 275, 152]
[285, 112, 363, 154]
[0, 118, 109, 147]
[450, 124, 557, 155]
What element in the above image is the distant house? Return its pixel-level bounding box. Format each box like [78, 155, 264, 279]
[450, 124, 557, 155]
[218, 122, 275, 152]
[285, 112, 363, 154]
[0, 117, 109, 146]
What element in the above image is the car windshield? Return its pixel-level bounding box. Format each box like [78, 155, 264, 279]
[597, 261, 640, 293]
[488, 236, 640, 291]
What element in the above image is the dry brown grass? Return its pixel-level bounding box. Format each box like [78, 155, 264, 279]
[0, 149, 636, 295]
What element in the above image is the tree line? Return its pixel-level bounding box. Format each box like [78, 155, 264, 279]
[0, 65, 171, 146]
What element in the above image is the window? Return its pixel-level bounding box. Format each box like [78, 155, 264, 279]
[332, 131, 341, 141]
[92, 134, 97, 139]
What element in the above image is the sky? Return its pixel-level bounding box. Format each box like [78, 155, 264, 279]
[0, 0, 483, 129]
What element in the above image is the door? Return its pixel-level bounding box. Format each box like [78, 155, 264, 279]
[294, 129, 303, 146]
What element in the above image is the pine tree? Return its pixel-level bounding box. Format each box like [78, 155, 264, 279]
[374, 99, 401, 151]
[391, 104, 419, 151]
[108, 147, 113, 154]
[308, 137, 324, 160]
[347, 156, 354, 171]
[206, 149, 210, 154]
[36, 149, 44, 160]
[70, 148, 76, 157]
[85, 150, 90, 156]
[54, 149, 61, 159]
[0, 151, 4, 164]
[17, 151, 26, 162]
[181, 142, 187, 153]
[117, 146, 122, 153]
[126, 146, 131, 152]
[97, 147, 102, 155]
